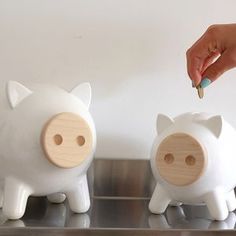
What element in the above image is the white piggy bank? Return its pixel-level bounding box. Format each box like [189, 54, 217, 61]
[0, 81, 96, 219]
[149, 112, 236, 221]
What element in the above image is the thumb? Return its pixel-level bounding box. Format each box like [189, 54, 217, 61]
[200, 50, 236, 87]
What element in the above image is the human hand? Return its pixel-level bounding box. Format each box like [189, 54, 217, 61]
[186, 24, 236, 88]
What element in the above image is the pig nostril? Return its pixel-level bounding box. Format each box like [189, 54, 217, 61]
[54, 134, 63, 145]
[77, 136, 85, 146]
[164, 153, 174, 164]
[185, 155, 196, 166]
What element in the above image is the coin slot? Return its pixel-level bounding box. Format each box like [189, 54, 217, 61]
[164, 153, 174, 164]
[77, 136, 85, 146]
[185, 155, 196, 166]
[54, 134, 63, 145]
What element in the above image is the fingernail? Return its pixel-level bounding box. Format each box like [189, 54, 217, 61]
[200, 77, 212, 88]
[191, 80, 195, 88]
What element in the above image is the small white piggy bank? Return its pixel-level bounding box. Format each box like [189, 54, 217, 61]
[149, 112, 236, 221]
[0, 81, 96, 219]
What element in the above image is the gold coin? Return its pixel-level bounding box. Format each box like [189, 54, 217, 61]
[196, 85, 204, 99]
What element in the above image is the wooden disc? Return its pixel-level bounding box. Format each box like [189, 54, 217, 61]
[41, 112, 93, 168]
[156, 133, 207, 186]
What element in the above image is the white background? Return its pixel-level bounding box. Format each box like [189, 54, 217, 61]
[0, 0, 236, 159]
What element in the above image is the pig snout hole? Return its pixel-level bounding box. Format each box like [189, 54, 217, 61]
[53, 134, 85, 146]
[54, 134, 63, 145]
[185, 155, 196, 166]
[164, 153, 174, 164]
[163, 154, 196, 166]
[77, 136, 85, 146]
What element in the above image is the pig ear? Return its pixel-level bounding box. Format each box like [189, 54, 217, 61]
[204, 115, 223, 138]
[156, 114, 174, 135]
[7, 81, 32, 109]
[70, 83, 91, 109]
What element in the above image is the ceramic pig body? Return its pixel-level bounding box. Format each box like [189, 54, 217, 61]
[0, 81, 96, 219]
[149, 112, 236, 221]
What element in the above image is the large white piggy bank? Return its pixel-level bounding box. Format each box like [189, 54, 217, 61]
[149, 112, 236, 221]
[0, 81, 96, 219]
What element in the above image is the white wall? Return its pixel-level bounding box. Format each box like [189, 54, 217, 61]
[0, 0, 236, 159]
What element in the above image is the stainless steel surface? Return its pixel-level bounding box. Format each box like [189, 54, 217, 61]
[93, 159, 155, 198]
[0, 159, 236, 235]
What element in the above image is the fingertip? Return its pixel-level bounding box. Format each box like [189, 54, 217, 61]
[200, 77, 212, 88]
[195, 78, 202, 87]
[191, 71, 202, 87]
[187, 58, 203, 87]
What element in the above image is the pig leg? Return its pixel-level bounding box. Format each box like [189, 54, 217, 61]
[3, 178, 32, 220]
[47, 193, 66, 204]
[226, 190, 236, 212]
[149, 183, 171, 214]
[204, 189, 228, 221]
[65, 175, 90, 213]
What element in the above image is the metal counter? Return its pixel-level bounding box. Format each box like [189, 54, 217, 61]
[0, 159, 236, 235]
